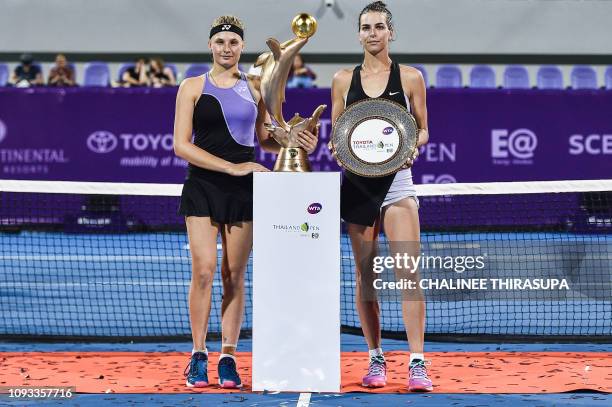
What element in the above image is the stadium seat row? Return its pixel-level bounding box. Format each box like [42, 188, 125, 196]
[1, 62, 611, 89]
[0, 62, 212, 87]
[414, 65, 611, 89]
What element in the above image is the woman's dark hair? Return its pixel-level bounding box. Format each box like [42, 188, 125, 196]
[357, 1, 394, 32]
[150, 57, 165, 70]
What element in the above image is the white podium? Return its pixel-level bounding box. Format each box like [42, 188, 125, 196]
[253, 172, 340, 392]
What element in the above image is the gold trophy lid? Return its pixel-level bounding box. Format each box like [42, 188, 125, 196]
[292, 13, 317, 38]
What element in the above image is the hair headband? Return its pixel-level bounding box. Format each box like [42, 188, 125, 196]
[209, 24, 244, 39]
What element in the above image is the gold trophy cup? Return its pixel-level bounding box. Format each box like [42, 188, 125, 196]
[254, 13, 327, 172]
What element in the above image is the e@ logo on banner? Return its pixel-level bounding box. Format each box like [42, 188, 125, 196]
[491, 128, 537, 165]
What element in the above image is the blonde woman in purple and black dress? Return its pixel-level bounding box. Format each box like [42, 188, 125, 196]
[173, 15, 318, 389]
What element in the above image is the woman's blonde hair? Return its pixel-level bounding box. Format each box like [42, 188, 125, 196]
[211, 15, 244, 30]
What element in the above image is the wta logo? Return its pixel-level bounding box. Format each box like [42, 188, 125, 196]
[307, 203, 322, 214]
[382, 126, 395, 135]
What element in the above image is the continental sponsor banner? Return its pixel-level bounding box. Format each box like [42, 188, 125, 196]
[0, 87, 609, 183]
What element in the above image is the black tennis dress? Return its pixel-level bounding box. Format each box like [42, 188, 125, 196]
[178, 72, 257, 223]
[341, 61, 418, 226]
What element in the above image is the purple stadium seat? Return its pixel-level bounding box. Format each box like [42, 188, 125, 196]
[0, 64, 8, 86]
[184, 63, 210, 79]
[83, 62, 110, 87]
[571, 66, 597, 89]
[536, 66, 563, 89]
[413, 64, 428, 87]
[165, 63, 178, 79]
[68, 63, 77, 83]
[503, 65, 530, 89]
[470, 65, 496, 88]
[436, 65, 462, 88]
[605, 66, 612, 90]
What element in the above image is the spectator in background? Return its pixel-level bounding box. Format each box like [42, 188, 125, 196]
[121, 58, 148, 87]
[287, 54, 316, 88]
[10, 53, 43, 87]
[48, 54, 76, 87]
[147, 58, 176, 87]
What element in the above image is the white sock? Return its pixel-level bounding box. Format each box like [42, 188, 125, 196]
[192, 348, 208, 356]
[219, 353, 236, 362]
[410, 353, 425, 364]
[368, 348, 384, 361]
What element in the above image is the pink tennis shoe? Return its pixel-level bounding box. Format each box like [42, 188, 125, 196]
[361, 356, 387, 388]
[408, 359, 433, 392]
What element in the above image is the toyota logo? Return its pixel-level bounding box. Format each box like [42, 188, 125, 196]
[87, 131, 118, 153]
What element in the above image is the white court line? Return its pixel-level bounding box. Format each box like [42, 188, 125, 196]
[297, 393, 311, 407]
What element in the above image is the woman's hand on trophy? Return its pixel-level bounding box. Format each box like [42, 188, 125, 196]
[227, 162, 270, 176]
[327, 140, 344, 168]
[264, 122, 291, 147]
[297, 127, 318, 154]
[400, 146, 420, 169]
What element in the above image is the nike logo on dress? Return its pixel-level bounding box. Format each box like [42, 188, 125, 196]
[389, 91, 400, 95]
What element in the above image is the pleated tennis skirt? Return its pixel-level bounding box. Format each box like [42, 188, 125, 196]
[178, 168, 253, 224]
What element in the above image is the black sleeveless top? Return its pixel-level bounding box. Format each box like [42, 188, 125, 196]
[340, 61, 408, 226]
[178, 74, 257, 223]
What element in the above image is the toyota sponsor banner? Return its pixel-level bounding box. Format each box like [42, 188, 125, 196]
[0, 88, 609, 183]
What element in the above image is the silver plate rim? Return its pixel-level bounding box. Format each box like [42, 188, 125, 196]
[331, 98, 418, 177]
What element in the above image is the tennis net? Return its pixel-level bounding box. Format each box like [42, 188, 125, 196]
[0, 179, 610, 341]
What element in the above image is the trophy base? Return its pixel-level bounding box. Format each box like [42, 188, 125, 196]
[273, 147, 311, 172]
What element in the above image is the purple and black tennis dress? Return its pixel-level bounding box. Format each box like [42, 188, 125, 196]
[179, 72, 257, 223]
[341, 61, 418, 226]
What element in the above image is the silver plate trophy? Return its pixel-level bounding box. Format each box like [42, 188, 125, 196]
[331, 98, 418, 177]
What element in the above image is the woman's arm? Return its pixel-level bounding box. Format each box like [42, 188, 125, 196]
[173, 77, 267, 176]
[249, 75, 280, 154]
[138, 65, 148, 85]
[328, 69, 351, 164]
[255, 96, 282, 154]
[401, 66, 429, 147]
[330, 69, 350, 125]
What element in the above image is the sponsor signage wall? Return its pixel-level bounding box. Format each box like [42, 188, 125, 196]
[0, 88, 609, 183]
